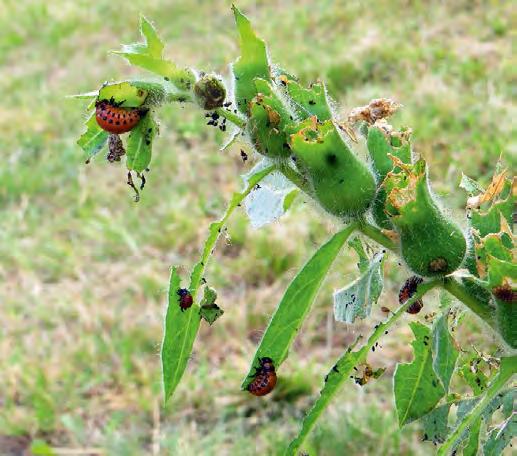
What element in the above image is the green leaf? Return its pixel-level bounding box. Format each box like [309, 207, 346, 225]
[286, 80, 332, 121]
[199, 286, 224, 325]
[113, 19, 194, 90]
[77, 113, 108, 159]
[348, 237, 369, 273]
[483, 414, 516, 456]
[432, 314, 459, 392]
[232, 5, 270, 114]
[394, 322, 446, 426]
[241, 222, 358, 389]
[459, 173, 485, 195]
[98, 81, 148, 107]
[420, 403, 451, 444]
[126, 112, 157, 173]
[161, 267, 201, 403]
[333, 252, 384, 324]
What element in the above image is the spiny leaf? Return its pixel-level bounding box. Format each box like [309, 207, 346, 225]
[126, 112, 157, 173]
[77, 113, 108, 159]
[394, 322, 446, 426]
[231, 5, 270, 114]
[432, 313, 459, 392]
[241, 222, 358, 389]
[161, 267, 201, 403]
[333, 252, 384, 324]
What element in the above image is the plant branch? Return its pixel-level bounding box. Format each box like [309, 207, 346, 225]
[188, 165, 275, 298]
[286, 279, 442, 455]
[358, 221, 398, 252]
[437, 355, 516, 456]
[443, 277, 496, 329]
[215, 107, 247, 128]
[277, 162, 313, 196]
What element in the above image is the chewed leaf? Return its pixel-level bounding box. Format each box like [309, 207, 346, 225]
[420, 403, 451, 444]
[199, 286, 224, 325]
[126, 112, 157, 173]
[242, 160, 297, 228]
[348, 237, 369, 273]
[459, 173, 485, 195]
[98, 81, 148, 107]
[77, 113, 108, 159]
[432, 314, 459, 392]
[232, 5, 270, 114]
[466, 169, 507, 209]
[287, 80, 332, 121]
[333, 252, 384, 324]
[483, 414, 516, 456]
[394, 322, 445, 426]
[161, 267, 201, 403]
[199, 304, 224, 326]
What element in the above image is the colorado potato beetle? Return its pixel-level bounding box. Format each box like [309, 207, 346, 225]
[399, 276, 424, 314]
[247, 357, 277, 396]
[95, 99, 145, 134]
[177, 288, 193, 311]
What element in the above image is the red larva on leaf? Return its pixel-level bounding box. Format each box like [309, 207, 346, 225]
[247, 357, 277, 396]
[177, 288, 193, 311]
[399, 276, 424, 314]
[95, 99, 144, 134]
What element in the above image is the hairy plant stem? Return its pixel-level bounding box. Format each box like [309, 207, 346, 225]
[277, 162, 313, 196]
[437, 355, 516, 456]
[188, 164, 275, 298]
[358, 220, 398, 252]
[443, 277, 496, 329]
[286, 279, 442, 455]
[215, 107, 247, 128]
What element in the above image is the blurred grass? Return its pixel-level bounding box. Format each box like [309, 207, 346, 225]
[0, 0, 513, 454]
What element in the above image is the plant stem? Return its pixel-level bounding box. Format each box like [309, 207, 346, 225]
[443, 277, 496, 329]
[437, 355, 516, 456]
[188, 165, 275, 297]
[215, 107, 247, 128]
[358, 221, 398, 252]
[286, 279, 442, 455]
[277, 162, 313, 196]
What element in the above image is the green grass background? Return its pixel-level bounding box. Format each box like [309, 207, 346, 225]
[0, 0, 513, 454]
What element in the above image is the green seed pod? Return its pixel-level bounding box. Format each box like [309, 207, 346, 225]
[367, 125, 412, 229]
[384, 159, 467, 277]
[494, 292, 516, 349]
[290, 118, 377, 218]
[194, 74, 226, 110]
